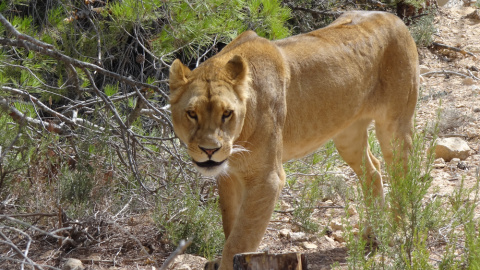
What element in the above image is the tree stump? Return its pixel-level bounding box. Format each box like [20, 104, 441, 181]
[233, 252, 307, 270]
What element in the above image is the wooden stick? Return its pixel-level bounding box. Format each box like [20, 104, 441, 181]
[421, 70, 471, 78]
[432, 42, 477, 58]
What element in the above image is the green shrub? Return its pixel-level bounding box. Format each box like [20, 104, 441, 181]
[408, 10, 436, 47]
[155, 179, 224, 259]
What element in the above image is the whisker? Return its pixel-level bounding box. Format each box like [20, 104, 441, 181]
[231, 144, 250, 154]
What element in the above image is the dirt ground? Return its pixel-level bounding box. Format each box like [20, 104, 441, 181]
[3, 4, 479, 270]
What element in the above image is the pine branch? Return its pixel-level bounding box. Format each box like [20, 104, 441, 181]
[0, 13, 169, 100]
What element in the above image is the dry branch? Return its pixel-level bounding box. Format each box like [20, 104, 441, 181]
[432, 42, 477, 58]
[0, 213, 58, 218]
[0, 215, 72, 270]
[467, 70, 480, 80]
[0, 97, 69, 135]
[421, 70, 472, 78]
[1, 86, 104, 132]
[159, 239, 193, 270]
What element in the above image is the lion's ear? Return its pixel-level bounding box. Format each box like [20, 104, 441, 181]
[225, 55, 250, 100]
[225, 55, 249, 83]
[169, 59, 191, 103]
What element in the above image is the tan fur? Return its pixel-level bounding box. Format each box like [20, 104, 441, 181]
[169, 11, 418, 270]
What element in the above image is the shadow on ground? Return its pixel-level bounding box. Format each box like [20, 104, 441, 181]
[304, 247, 348, 269]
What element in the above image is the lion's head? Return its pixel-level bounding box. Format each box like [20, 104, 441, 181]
[169, 55, 250, 176]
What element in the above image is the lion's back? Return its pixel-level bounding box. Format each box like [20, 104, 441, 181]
[278, 11, 418, 160]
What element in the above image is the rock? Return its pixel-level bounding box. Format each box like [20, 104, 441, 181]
[330, 220, 344, 231]
[474, 108, 480, 113]
[466, 9, 480, 19]
[279, 200, 291, 211]
[451, 158, 461, 163]
[62, 258, 84, 270]
[434, 158, 446, 168]
[279, 228, 291, 238]
[289, 232, 308, 241]
[457, 161, 468, 170]
[434, 137, 472, 161]
[324, 200, 334, 206]
[462, 77, 475, 85]
[419, 65, 431, 74]
[324, 235, 335, 243]
[169, 254, 208, 270]
[302, 241, 318, 249]
[472, 85, 480, 94]
[332, 231, 346, 243]
[347, 205, 357, 216]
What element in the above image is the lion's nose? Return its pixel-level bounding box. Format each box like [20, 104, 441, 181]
[199, 146, 220, 158]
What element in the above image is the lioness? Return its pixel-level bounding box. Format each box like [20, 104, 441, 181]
[169, 11, 418, 270]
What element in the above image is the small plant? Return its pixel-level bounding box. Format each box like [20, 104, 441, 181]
[155, 177, 224, 259]
[341, 109, 480, 269]
[436, 108, 473, 135]
[286, 141, 343, 233]
[408, 9, 436, 47]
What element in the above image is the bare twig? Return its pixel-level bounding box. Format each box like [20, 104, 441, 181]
[0, 213, 58, 218]
[159, 239, 193, 270]
[60, 91, 137, 113]
[81, 68, 157, 193]
[0, 257, 60, 270]
[0, 215, 72, 240]
[0, 97, 69, 135]
[132, 86, 172, 128]
[421, 70, 471, 78]
[467, 70, 480, 80]
[432, 42, 477, 58]
[1, 86, 104, 132]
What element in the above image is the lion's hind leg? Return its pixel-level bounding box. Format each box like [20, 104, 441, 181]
[333, 118, 384, 207]
[374, 112, 414, 175]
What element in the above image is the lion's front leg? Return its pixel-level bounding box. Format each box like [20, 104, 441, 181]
[217, 174, 243, 239]
[215, 170, 285, 270]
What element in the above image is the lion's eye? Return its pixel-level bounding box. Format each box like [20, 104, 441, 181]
[186, 110, 197, 120]
[222, 110, 233, 121]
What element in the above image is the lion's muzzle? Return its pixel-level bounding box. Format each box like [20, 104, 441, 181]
[193, 158, 228, 177]
[194, 159, 227, 168]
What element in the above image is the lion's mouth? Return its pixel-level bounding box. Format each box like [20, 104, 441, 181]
[193, 159, 227, 168]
